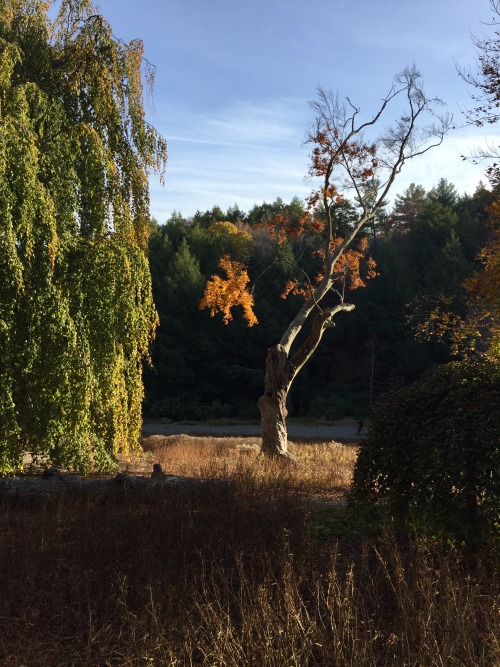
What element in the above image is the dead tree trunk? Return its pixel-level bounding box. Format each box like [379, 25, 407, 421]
[216, 71, 449, 459]
[259, 304, 354, 458]
[258, 346, 291, 457]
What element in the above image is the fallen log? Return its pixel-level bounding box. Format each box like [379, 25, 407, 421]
[0, 464, 231, 502]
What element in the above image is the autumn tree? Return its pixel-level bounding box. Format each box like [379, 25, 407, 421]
[463, 198, 500, 358]
[0, 0, 167, 473]
[452, 0, 500, 359]
[201, 67, 449, 457]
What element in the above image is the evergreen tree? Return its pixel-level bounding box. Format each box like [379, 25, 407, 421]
[428, 178, 459, 208]
[388, 183, 427, 233]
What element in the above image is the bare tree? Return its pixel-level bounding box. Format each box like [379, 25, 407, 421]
[458, 0, 500, 180]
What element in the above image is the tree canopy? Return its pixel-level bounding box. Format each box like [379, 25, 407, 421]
[146, 179, 490, 424]
[0, 0, 167, 473]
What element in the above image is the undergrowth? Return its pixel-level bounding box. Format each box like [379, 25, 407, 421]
[0, 436, 498, 666]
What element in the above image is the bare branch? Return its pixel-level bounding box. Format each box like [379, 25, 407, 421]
[280, 65, 450, 354]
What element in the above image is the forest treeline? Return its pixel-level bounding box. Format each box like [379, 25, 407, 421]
[145, 178, 494, 421]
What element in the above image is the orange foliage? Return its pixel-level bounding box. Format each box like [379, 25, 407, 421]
[280, 278, 315, 300]
[200, 101, 381, 329]
[465, 200, 500, 309]
[280, 236, 376, 300]
[407, 198, 500, 359]
[199, 255, 258, 327]
[307, 129, 378, 190]
[407, 293, 496, 358]
[328, 236, 377, 290]
[257, 211, 325, 244]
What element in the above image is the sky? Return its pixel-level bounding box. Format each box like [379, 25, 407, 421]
[80, 0, 498, 221]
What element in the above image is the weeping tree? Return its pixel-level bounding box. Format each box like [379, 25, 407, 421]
[0, 0, 167, 473]
[201, 67, 449, 457]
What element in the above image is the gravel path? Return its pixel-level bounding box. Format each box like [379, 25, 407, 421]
[142, 421, 366, 442]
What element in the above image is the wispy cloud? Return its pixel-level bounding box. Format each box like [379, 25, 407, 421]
[392, 129, 494, 201]
[149, 101, 495, 221]
[149, 98, 311, 219]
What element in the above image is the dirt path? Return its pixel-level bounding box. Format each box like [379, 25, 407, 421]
[142, 420, 366, 443]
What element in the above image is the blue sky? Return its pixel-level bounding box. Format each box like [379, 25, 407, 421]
[86, 0, 496, 221]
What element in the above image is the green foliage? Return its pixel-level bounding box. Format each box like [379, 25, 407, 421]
[0, 0, 166, 473]
[149, 394, 231, 421]
[352, 359, 500, 547]
[146, 203, 305, 420]
[408, 201, 467, 293]
[310, 504, 389, 540]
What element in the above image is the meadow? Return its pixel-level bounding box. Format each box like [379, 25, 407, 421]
[0, 435, 498, 666]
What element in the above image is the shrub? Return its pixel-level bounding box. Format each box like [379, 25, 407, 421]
[352, 359, 500, 547]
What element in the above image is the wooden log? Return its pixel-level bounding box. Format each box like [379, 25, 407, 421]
[0, 465, 230, 503]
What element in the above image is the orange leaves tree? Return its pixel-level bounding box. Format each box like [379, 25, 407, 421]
[199, 256, 258, 327]
[201, 67, 449, 457]
[464, 198, 500, 358]
[458, 0, 500, 359]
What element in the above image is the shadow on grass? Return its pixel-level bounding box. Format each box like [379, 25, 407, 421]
[0, 437, 498, 666]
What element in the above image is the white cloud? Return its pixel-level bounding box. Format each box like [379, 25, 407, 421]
[149, 98, 311, 219]
[155, 98, 308, 148]
[391, 130, 495, 201]
[149, 101, 498, 221]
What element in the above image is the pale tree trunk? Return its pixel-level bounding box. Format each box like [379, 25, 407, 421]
[259, 304, 355, 457]
[258, 345, 291, 457]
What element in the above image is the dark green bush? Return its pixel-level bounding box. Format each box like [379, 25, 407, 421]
[352, 359, 500, 547]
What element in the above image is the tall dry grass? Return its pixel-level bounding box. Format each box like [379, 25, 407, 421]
[0, 436, 498, 666]
[140, 434, 357, 497]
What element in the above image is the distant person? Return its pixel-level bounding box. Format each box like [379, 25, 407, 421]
[355, 419, 365, 436]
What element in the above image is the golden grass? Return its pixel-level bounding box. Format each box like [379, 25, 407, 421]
[139, 434, 358, 498]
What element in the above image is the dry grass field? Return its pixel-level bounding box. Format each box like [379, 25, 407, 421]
[138, 434, 358, 499]
[0, 436, 498, 666]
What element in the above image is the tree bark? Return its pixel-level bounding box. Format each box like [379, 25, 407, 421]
[258, 345, 291, 457]
[259, 305, 355, 457]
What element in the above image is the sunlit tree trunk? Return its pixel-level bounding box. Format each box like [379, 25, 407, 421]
[258, 346, 291, 457]
[259, 304, 355, 457]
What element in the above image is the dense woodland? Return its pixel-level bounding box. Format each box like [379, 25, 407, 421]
[145, 179, 494, 422]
